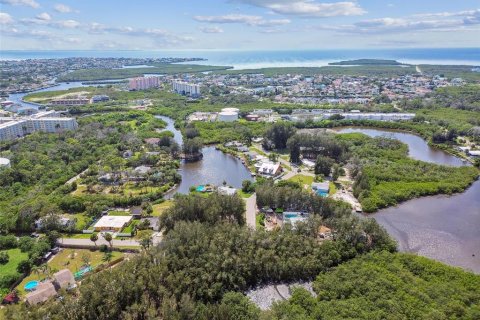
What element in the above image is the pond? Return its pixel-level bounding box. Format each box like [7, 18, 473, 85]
[155, 116, 253, 196]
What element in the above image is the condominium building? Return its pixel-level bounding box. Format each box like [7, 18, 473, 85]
[0, 113, 78, 141]
[49, 97, 90, 106]
[172, 81, 201, 97]
[129, 77, 160, 90]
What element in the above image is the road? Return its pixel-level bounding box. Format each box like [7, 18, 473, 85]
[244, 193, 257, 230]
[58, 232, 163, 248]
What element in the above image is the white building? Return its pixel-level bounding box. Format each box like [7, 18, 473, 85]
[129, 77, 160, 90]
[258, 162, 282, 177]
[172, 81, 201, 97]
[0, 114, 78, 141]
[93, 215, 133, 232]
[218, 186, 237, 196]
[0, 157, 11, 168]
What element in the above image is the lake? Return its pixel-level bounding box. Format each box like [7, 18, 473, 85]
[155, 115, 253, 196]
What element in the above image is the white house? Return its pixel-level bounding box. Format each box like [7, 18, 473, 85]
[258, 162, 282, 177]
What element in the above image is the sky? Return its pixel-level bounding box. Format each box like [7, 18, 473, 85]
[0, 0, 479, 50]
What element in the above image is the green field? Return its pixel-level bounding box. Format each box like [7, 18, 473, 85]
[288, 174, 314, 187]
[0, 249, 28, 279]
[151, 201, 173, 216]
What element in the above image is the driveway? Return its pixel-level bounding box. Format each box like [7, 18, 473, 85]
[244, 193, 257, 230]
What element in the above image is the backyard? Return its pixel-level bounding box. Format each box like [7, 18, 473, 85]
[0, 248, 28, 282]
[16, 249, 123, 296]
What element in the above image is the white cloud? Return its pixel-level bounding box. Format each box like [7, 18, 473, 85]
[54, 3, 73, 13]
[194, 14, 290, 27]
[0, 12, 14, 24]
[199, 26, 224, 33]
[0, 0, 39, 8]
[235, 0, 365, 17]
[55, 19, 80, 28]
[36, 12, 52, 21]
[317, 9, 480, 34]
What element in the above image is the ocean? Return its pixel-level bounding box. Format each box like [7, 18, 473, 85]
[1, 48, 479, 69]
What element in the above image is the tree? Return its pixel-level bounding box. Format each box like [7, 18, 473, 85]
[242, 180, 255, 193]
[104, 232, 113, 248]
[139, 233, 153, 251]
[17, 260, 32, 274]
[0, 251, 9, 264]
[264, 122, 296, 150]
[314, 156, 334, 176]
[90, 233, 98, 247]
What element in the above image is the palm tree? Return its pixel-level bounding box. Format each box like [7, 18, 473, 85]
[31, 265, 41, 278]
[102, 251, 113, 264]
[90, 233, 98, 247]
[104, 232, 113, 248]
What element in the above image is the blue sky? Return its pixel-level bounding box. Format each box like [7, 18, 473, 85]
[0, 0, 479, 50]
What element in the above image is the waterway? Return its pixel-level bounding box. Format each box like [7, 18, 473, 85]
[9, 84, 479, 273]
[335, 127, 480, 273]
[334, 127, 466, 167]
[155, 116, 253, 196]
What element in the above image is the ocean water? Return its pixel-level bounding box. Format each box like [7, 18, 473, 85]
[1, 48, 479, 69]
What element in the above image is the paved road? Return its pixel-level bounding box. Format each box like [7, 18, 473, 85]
[58, 232, 163, 248]
[244, 193, 257, 230]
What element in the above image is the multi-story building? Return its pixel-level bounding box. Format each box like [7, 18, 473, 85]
[0, 113, 78, 141]
[129, 77, 160, 90]
[172, 81, 201, 97]
[49, 98, 90, 106]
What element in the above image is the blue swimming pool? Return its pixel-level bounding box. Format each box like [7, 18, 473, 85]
[196, 185, 205, 192]
[316, 190, 328, 197]
[24, 280, 39, 291]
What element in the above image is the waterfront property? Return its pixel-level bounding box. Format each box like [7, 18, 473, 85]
[93, 215, 133, 232]
[257, 162, 282, 177]
[218, 186, 237, 196]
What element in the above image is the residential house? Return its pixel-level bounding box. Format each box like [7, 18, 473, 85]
[25, 282, 57, 306]
[258, 162, 282, 177]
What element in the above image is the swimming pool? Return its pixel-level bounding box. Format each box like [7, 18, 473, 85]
[24, 280, 39, 291]
[196, 185, 205, 192]
[315, 190, 328, 197]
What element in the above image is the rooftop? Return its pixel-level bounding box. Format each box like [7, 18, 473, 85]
[94, 215, 132, 229]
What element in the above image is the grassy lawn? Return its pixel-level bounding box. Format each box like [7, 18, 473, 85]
[108, 210, 130, 216]
[73, 213, 91, 230]
[250, 146, 267, 156]
[238, 190, 253, 198]
[256, 213, 265, 229]
[288, 174, 314, 187]
[16, 249, 123, 296]
[120, 220, 138, 235]
[152, 201, 173, 216]
[329, 182, 339, 196]
[0, 249, 28, 279]
[71, 184, 87, 196]
[134, 230, 154, 240]
[62, 233, 93, 239]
